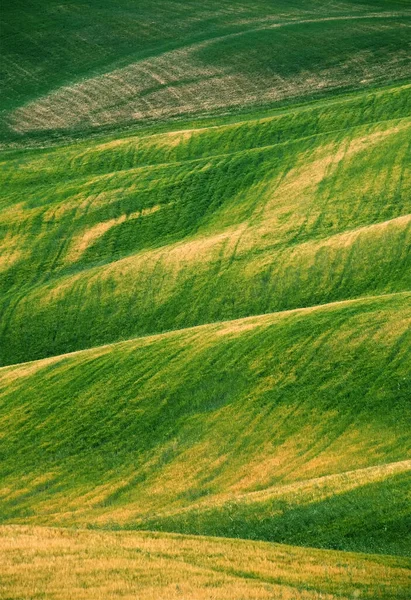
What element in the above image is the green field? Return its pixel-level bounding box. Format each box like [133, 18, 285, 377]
[0, 0, 410, 598]
[1, 0, 411, 142]
[1, 83, 410, 365]
[1, 293, 411, 552]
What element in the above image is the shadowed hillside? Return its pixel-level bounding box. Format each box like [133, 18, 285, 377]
[1, 0, 410, 141]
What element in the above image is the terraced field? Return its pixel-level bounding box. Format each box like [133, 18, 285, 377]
[0, 1, 410, 598]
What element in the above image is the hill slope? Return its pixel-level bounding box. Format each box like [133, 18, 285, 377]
[1, 0, 411, 141]
[1, 3, 410, 596]
[1, 83, 410, 366]
[1, 526, 410, 600]
[1, 292, 410, 556]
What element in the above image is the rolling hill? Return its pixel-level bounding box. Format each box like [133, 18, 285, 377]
[1, 292, 410, 554]
[1, 0, 411, 143]
[0, 0, 410, 598]
[1, 83, 410, 366]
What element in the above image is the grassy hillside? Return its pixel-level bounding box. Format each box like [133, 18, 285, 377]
[1, 0, 410, 141]
[142, 467, 411, 557]
[1, 292, 410, 557]
[1, 2, 410, 596]
[1, 83, 410, 366]
[1, 526, 410, 600]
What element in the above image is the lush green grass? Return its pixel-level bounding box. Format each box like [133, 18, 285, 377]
[0, 293, 410, 557]
[1, 0, 410, 141]
[1, 4, 410, 593]
[1, 83, 410, 365]
[141, 469, 411, 557]
[2, 526, 410, 600]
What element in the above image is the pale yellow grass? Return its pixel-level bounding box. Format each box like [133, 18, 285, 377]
[229, 459, 411, 507]
[0, 247, 22, 272]
[251, 122, 411, 248]
[0, 355, 63, 385]
[0, 227, 29, 272]
[0, 202, 30, 224]
[0, 472, 59, 503]
[0, 526, 409, 600]
[65, 207, 165, 263]
[65, 205, 165, 263]
[66, 216, 127, 262]
[0, 343, 114, 384]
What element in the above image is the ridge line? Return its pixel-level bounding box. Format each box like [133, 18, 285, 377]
[1, 290, 409, 371]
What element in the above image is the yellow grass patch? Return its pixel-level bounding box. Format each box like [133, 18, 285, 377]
[0, 355, 63, 385]
[9, 22, 410, 136]
[0, 525, 409, 600]
[66, 216, 127, 262]
[66, 205, 166, 263]
[257, 122, 411, 236]
[0, 202, 30, 224]
[0, 247, 22, 272]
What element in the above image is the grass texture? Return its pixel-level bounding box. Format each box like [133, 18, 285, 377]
[1, 526, 410, 600]
[1, 0, 410, 140]
[0, 2, 410, 596]
[1, 293, 410, 557]
[1, 83, 410, 366]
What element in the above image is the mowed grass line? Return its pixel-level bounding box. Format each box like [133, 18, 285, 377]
[0, 292, 409, 556]
[8, 0, 393, 112]
[1, 84, 410, 365]
[0, 526, 410, 600]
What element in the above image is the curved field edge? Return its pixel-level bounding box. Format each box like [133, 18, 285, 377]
[0, 526, 410, 600]
[11, 0, 405, 110]
[0, 292, 410, 556]
[138, 464, 411, 557]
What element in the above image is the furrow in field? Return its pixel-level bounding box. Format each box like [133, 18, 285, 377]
[6, 13, 411, 137]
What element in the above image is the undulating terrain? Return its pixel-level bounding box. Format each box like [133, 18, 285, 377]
[0, 1, 410, 598]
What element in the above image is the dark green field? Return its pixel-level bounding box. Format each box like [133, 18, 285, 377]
[2, 0, 411, 143]
[0, 1, 410, 598]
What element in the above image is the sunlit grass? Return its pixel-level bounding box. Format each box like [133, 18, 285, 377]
[1, 4, 410, 593]
[0, 293, 409, 557]
[2, 1, 410, 140]
[0, 526, 410, 600]
[1, 84, 410, 365]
